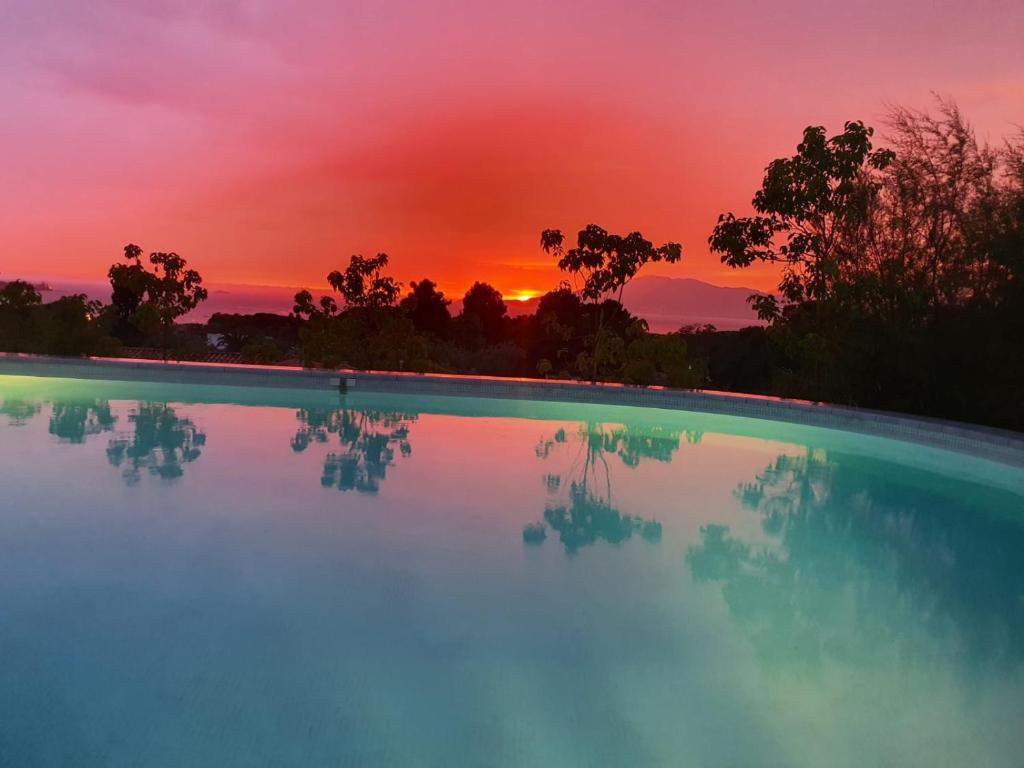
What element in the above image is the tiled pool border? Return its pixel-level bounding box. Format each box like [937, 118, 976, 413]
[3, 353, 1023, 468]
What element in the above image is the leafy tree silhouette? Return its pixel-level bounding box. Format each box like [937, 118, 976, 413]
[291, 408, 415, 494]
[399, 279, 451, 338]
[0, 280, 42, 311]
[291, 253, 428, 370]
[328, 253, 401, 309]
[0, 280, 44, 352]
[709, 121, 894, 321]
[525, 422, 698, 553]
[108, 244, 208, 356]
[541, 225, 682, 381]
[460, 282, 508, 345]
[702, 106, 1024, 427]
[293, 253, 401, 320]
[106, 403, 206, 484]
[686, 449, 1024, 670]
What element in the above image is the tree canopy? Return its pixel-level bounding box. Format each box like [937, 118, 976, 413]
[108, 244, 208, 353]
[400, 279, 451, 337]
[541, 224, 682, 302]
[702, 102, 1024, 428]
[326, 253, 401, 309]
[709, 121, 894, 320]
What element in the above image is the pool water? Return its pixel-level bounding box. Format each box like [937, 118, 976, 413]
[1, 375, 1023, 767]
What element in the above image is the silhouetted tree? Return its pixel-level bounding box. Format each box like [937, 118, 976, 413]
[108, 245, 152, 345]
[292, 253, 425, 370]
[460, 282, 508, 345]
[704, 103, 1024, 428]
[294, 253, 401, 323]
[709, 121, 894, 321]
[35, 295, 112, 356]
[327, 253, 401, 309]
[107, 244, 208, 357]
[541, 225, 682, 380]
[525, 288, 586, 376]
[400, 279, 451, 337]
[0, 283, 116, 357]
[0, 280, 43, 352]
[0, 280, 42, 311]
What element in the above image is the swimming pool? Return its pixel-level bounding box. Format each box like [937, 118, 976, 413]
[2, 373, 1023, 767]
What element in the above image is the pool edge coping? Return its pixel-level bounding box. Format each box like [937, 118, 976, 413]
[2, 353, 1023, 468]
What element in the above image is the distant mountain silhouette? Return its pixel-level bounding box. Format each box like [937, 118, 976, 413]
[621, 276, 766, 331]
[501, 276, 765, 331]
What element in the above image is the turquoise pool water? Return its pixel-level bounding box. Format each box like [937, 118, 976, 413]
[1, 375, 1023, 767]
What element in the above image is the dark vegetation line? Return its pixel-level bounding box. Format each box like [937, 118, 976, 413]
[1, 101, 1022, 431]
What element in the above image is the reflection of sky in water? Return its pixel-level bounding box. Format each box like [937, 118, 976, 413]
[1, 376, 1023, 767]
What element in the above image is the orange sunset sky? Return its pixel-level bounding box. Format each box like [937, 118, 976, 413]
[1, 1, 1022, 300]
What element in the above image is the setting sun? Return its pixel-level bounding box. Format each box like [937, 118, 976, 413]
[510, 290, 541, 302]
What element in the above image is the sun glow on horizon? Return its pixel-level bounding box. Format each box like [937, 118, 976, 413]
[510, 290, 541, 303]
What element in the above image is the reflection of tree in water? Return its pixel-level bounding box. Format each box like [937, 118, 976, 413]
[106, 403, 206, 484]
[686, 449, 1024, 670]
[1, 398, 116, 440]
[525, 423, 700, 553]
[48, 401, 116, 443]
[0, 399, 41, 425]
[291, 409, 415, 494]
